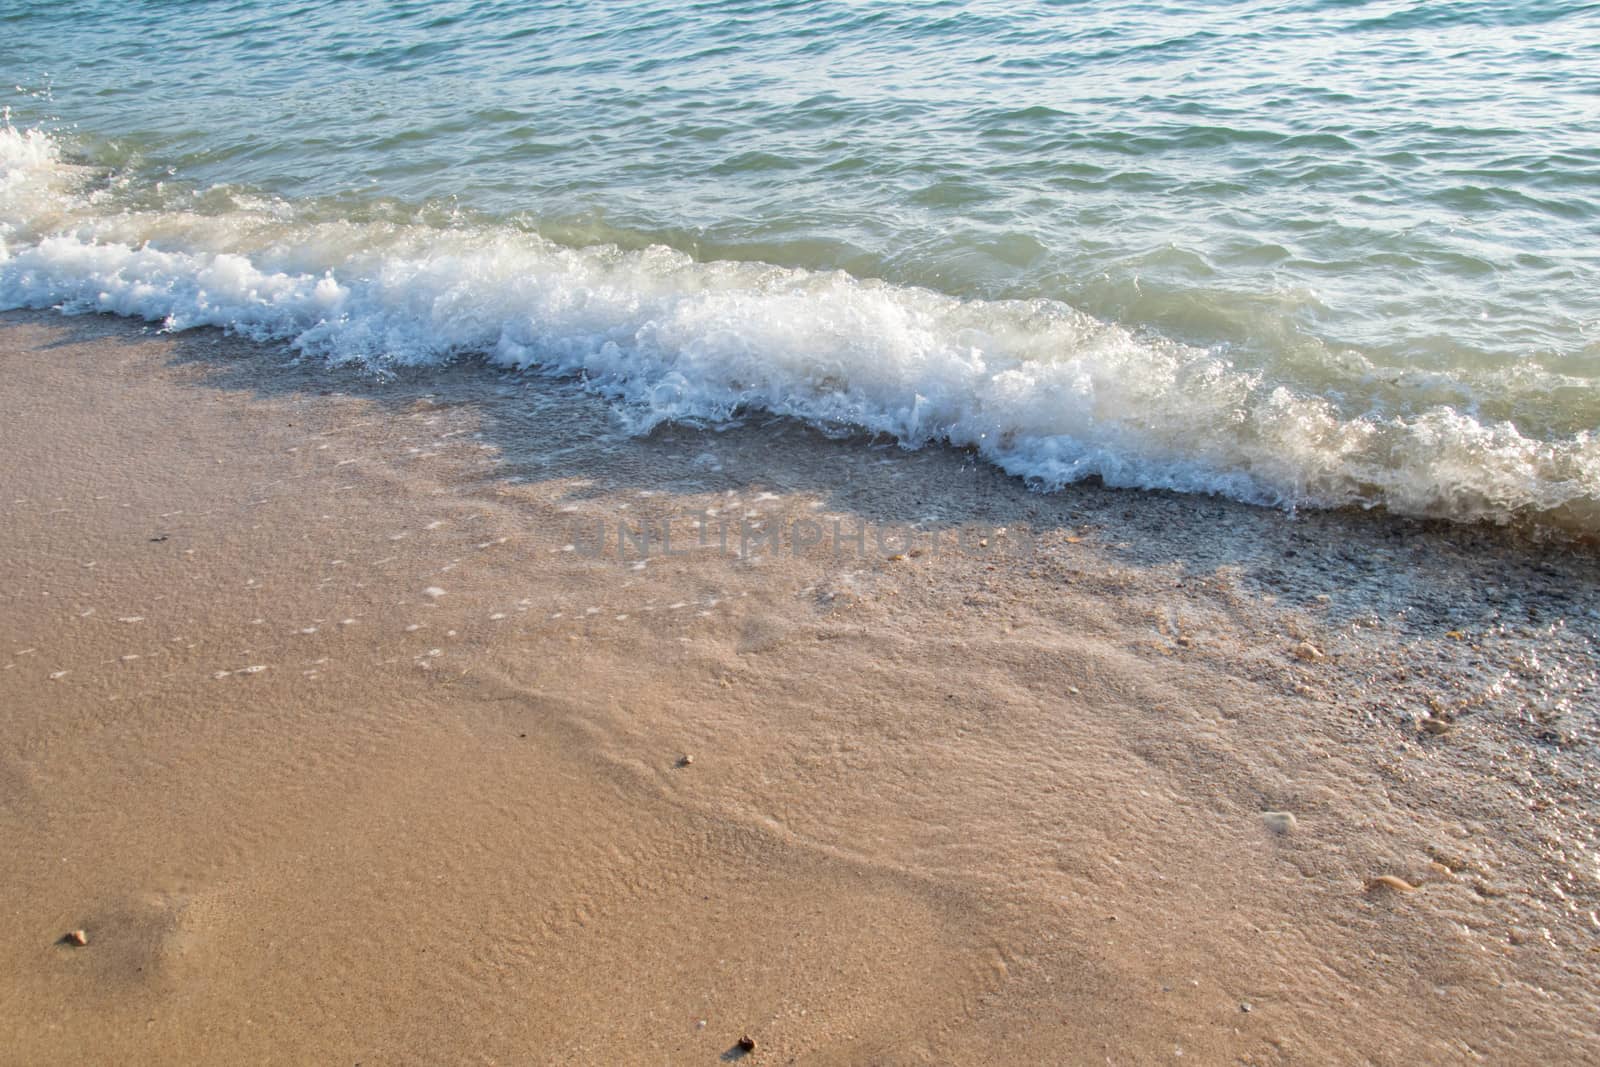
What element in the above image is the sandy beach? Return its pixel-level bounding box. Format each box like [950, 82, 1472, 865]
[2, 308, 1597, 1064]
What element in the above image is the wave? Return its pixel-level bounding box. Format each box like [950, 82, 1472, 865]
[3, 124, 1596, 534]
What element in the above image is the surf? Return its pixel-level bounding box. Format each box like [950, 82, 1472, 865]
[3, 123, 1596, 535]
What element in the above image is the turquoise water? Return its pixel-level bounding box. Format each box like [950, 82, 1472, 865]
[4, 1, 1599, 530]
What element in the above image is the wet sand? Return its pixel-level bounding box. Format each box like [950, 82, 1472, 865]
[2, 309, 1597, 1064]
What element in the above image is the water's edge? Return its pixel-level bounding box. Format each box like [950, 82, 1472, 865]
[3, 124, 1596, 537]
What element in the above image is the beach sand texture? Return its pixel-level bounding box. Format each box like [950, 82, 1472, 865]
[2, 310, 1597, 1064]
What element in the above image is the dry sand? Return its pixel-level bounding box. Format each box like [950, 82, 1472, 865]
[1, 309, 1597, 1064]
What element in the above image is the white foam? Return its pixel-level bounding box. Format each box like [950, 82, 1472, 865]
[3, 124, 1596, 531]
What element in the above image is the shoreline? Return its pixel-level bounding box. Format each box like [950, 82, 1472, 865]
[2, 308, 1597, 1063]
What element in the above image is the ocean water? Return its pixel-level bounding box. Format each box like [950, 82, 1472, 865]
[3, 0, 1598, 532]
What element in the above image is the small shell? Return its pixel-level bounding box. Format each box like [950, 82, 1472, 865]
[1365, 875, 1418, 893]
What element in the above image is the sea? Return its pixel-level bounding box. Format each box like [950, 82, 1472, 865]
[3, 0, 1597, 533]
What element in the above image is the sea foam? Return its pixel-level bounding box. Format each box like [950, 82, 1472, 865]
[3, 125, 1596, 532]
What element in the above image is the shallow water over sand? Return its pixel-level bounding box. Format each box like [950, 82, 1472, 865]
[2, 309, 1597, 1062]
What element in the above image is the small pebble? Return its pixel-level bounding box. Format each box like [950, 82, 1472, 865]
[1262, 811, 1297, 834]
[63, 929, 88, 946]
[678, 754, 694, 767]
[737, 1035, 757, 1053]
[1241, 1002, 1252, 1013]
[1292, 641, 1325, 662]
